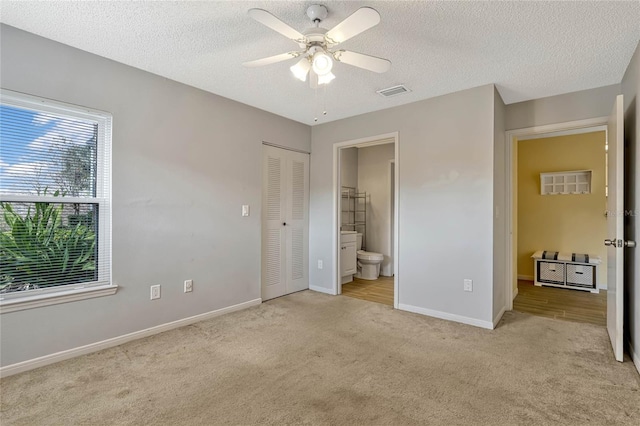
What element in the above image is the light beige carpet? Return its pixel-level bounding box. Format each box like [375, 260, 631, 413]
[1, 290, 639, 425]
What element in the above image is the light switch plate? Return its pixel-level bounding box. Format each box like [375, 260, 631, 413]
[242, 205, 250, 217]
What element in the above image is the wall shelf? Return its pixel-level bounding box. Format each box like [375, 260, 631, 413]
[540, 170, 591, 195]
[341, 186, 366, 250]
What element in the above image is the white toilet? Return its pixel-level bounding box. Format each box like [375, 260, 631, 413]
[355, 233, 384, 280]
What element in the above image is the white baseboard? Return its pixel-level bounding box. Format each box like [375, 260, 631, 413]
[493, 305, 507, 329]
[309, 285, 336, 295]
[0, 298, 262, 378]
[629, 341, 640, 376]
[517, 274, 534, 281]
[398, 303, 494, 330]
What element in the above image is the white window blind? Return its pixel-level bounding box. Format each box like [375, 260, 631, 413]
[0, 90, 112, 301]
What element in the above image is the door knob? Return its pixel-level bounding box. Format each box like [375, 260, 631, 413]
[283, 222, 287, 226]
[605, 238, 636, 248]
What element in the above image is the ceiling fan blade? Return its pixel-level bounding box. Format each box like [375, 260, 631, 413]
[325, 7, 380, 45]
[248, 8, 305, 42]
[333, 50, 391, 73]
[243, 52, 301, 68]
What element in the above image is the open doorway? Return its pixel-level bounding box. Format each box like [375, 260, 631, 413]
[506, 97, 629, 363]
[506, 121, 610, 326]
[512, 130, 608, 325]
[333, 133, 399, 308]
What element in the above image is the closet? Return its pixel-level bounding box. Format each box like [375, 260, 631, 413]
[261, 144, 309, 300]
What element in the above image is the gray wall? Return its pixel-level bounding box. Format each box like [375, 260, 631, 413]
[357, 143, 395, 275]
[0, 25, 311, 366]
[340, 147, 359, 190]
[506, 84, 620, 130]
[493, 88, 507, 320]
[339, 147, 359, 231]
[621, 41, 640, 370]
[310, 85, 496, 325]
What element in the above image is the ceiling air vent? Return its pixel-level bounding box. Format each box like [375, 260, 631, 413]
[376, 85, 410, 98]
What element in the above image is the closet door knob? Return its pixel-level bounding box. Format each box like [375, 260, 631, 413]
[283, 222, 287, 226]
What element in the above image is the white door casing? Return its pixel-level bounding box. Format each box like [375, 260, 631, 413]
[262, 145, 309, 301]
[605, 94, 624, 362]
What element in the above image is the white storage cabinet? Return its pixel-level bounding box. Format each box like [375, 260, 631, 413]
[532, 251, 600, 293]
[340, 232, 357, 277]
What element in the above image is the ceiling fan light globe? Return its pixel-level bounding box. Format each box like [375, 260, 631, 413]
[290, 58, 310, 82]
[312, 52, 333, 76]
[317, 72, 335, 85]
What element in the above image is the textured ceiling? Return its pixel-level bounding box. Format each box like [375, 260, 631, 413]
[1, 1, 639, 126]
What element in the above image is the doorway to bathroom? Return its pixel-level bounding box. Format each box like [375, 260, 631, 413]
[333, 133, 398, 308]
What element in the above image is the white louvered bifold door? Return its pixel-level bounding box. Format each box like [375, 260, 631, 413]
[261, 145, 309, 301]
[285, 151, 309, 294]
[262, 146, 287, 300]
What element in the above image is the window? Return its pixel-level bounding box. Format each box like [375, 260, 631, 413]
[0, 90, 115, 313]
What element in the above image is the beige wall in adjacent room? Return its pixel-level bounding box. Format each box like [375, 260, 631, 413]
[517, 131, 607, 285]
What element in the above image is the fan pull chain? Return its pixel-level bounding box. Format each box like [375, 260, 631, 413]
[322, 84, 327, 117]
[314, 84, 319, 122]
[313, 79, 328, 122]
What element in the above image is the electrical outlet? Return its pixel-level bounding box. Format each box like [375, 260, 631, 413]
[150, 285, 161, 300]
[184, 279, 193, 293]
[317, 260, 323, 269]
[464, 279, 473, 292]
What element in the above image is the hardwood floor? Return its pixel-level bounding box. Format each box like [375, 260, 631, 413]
[513, 280, 606, 326]
[342, 278, 605, 324]
[341, 275, 394, 306]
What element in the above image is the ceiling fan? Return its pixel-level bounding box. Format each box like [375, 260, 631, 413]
[243, 4, 391, 87]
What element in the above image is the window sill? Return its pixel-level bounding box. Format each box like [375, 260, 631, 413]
[0, 284, 118, 314]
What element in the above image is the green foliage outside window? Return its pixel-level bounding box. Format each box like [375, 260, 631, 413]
[0, 191, 97, 293]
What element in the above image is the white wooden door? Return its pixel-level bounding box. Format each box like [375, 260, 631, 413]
[605, 94, 625, 362]
[262, 145, 309, 300]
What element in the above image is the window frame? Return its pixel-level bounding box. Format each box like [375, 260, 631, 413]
[0, 89, 116, 313]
